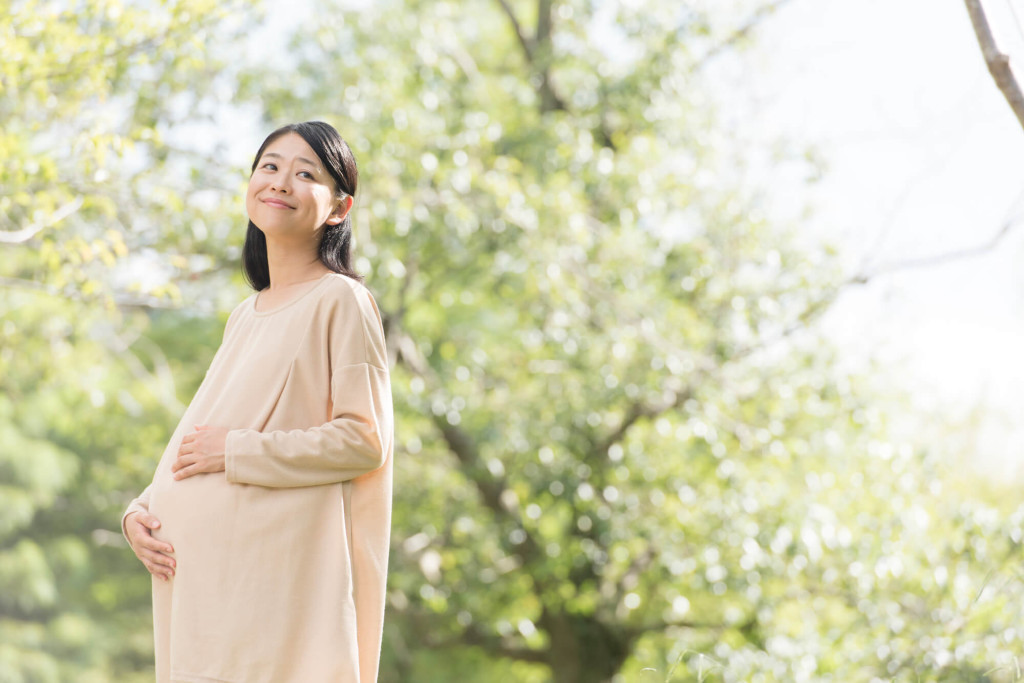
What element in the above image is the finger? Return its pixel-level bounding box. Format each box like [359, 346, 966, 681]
[139, 533, 175, 555]
[141, 557, 173, 581]
[174, 464, 199, 480]
[181, 432, 195, 444]
[144, 550, 176, 571]
[177, 441, 195, 455]
[142, 548, 176, 570]
[130, 515, 158, 532]
[171, 453, 195, 473]
[129, 521, 174, 555]
[130, 519, 161, 543]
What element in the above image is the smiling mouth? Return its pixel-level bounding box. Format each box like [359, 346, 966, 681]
[262, 198, 294, 209]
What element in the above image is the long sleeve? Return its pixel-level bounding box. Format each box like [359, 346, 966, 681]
[121, 483, 153, 551]
[223, 283, 393, 488]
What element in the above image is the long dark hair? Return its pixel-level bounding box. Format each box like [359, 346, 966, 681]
[242, 121, 361, 290]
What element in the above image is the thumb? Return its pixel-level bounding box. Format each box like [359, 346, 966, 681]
[194, 424, 208, 430]
[145, 515, 161, 529]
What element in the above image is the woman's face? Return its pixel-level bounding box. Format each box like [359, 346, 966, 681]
[245, 132, 351, 241]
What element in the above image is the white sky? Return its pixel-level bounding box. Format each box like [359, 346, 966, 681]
[733, 0, 1024, 476]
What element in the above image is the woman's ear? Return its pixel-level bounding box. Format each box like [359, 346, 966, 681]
[325, 195, 354, 226]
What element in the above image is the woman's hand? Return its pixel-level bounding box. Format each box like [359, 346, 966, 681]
[173, 424, 229, 481]
[126, 511, 175, 581]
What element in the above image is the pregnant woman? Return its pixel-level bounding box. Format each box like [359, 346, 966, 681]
[120, 121, 393, 683]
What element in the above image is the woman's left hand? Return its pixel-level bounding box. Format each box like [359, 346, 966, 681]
[173, 425, 229, 480]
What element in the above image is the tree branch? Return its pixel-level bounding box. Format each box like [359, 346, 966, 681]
[392, 330, 545, 569]
[623, 615, 737, 640]
[456, 622, 549, 664]
[594, 386, 694, 457]
[0, 197, 83, 244]
[536, 0, 552, 48]
[406, 607, 550, 664]
[725, 205, 1023, 367]
[849, 214, 1022, 283]
[0, 276, 208, 312]
[493, 0, 566, 112]
[105, 330, 186, 415]
[495, 0, 534, 59]
[964, 0, 1024, 131]
[534, 0, 565, 112]
[691, 0, 795, 72]
[609, 545, 657, 607]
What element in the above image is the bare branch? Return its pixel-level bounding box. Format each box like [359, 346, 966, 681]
[594, 386, 694, 457]
[533, 0, 565, 113]
[691, 0, 795, 72]
[964, 0, 1024, 131]
[850, 215, 1023, 283]
[0, 197, 83, 244]
[536, 0, 552, 46]
[726, 207, 1023, 366]
[392, 330, 545, 568]
[0, 277, 55, 294]
[105, 330, 186, 414]
[0, 275, 204, 312]
[623, 615, 737, 640]
[444, 41, 482, 83]
[493, 0, 566, 112]
[495, 0, 534, 59]
[404, 608, 550, 664]
[609, 545, 657, 607]
[715, 202, 1022, 372]
[456, 622, 549, 664]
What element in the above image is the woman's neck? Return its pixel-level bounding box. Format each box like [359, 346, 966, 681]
[264, 240, 330, 289]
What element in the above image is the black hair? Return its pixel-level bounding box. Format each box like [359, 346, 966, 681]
[241, 121, 362, 290]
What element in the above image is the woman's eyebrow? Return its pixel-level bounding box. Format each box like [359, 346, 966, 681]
[262, 152, 321, 169]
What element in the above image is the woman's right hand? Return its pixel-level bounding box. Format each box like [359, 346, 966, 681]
[126, 511, 176, 581]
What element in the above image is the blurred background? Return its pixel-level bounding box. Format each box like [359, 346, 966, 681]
[3, 0, 1024, 680]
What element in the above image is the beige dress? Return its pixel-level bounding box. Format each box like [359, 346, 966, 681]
[121, 272, 393, 683]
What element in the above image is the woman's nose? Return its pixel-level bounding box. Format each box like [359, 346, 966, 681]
[270, 174, 291, 193]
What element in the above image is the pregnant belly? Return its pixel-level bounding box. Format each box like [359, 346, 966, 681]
[147, 466, 238, 566]
[147, 467, 354, 679]
[147, 465, 347, 582]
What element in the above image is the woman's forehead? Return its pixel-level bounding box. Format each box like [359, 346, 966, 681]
[262, 133, 321, 166]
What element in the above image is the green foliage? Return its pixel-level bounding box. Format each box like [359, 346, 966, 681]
[242, 0, 1024, 681]
[1, 0, 256, 679]
[5, 0, 1024, 681]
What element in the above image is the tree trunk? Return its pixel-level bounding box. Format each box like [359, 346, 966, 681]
[542, 611, 631, 683]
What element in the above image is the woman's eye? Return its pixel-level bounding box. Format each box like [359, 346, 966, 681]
[262, 162, 277, 171]
[298, 171, 313, 179]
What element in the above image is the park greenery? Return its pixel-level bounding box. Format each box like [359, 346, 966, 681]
[3, 0, 1024, 681]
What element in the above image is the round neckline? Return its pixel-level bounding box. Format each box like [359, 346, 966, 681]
[251, 272, 334, 317]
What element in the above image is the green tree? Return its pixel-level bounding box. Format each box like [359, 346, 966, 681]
[1, 1, 257, 679]
[6, 0, 1024, 681]
[248, 0, 1024, 680]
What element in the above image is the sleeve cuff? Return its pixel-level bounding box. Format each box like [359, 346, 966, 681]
[121, 506, 143, 551]
[224, 428, 253, 484]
